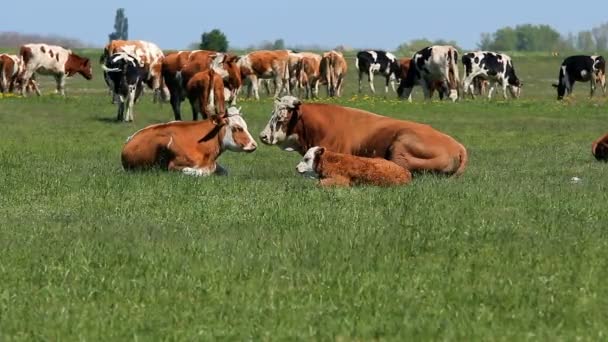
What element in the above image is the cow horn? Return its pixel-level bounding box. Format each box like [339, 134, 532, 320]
[101, 65, 121, 73]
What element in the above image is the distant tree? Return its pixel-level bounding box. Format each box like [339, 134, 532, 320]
[592, 22, 608, 51]
[478, 24, 563, 52]
[108, 8, 128, 41]
[577, 31, 596, 51]
[200, 29, 229, 52]
[395, 38, 460, 56]
[272, 39, 285, 50]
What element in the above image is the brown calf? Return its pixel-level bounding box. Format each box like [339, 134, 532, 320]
[186, 67, 227, 120]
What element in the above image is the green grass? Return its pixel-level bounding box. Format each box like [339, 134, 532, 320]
[1, 52, 608, 340]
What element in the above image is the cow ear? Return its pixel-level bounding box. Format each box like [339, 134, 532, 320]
[212, 114, 228, 127]
[315, 147, 325, 156]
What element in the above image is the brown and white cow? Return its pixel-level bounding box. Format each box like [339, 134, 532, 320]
[397, 45, 460, 102]
[296, 146, 412, 187]
[100, 40, 168, 102]
[185, 61, 230, 120]
[238, 50, 290, 100]
[121, 106, 257, 176]
[18, 43, 92, 96]
[592, 132, 608, 161]
[320, 51, 347, 97]
[294, 53, 322, 98]
[398, 58, 452, 100]
[0, 54, 23, 93]
[260, 96, 468, 176]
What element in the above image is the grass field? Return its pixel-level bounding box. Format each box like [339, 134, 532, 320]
[1, 51, 608, 340]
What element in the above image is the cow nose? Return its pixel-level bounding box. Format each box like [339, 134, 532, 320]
[259, 133, 269, 143]
[245, 142, 257, 152]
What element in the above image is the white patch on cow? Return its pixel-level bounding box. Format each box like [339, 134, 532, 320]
[182, 167, 213, 177]
[370, 63, 381, 73]
[167, 136, 173, 148]
[385, 52, 397, 62]
[581, 70, 588, 79]
[368, 51, 378, 61]
[561, 65, 570, 93]
[296, 146, 320, 178]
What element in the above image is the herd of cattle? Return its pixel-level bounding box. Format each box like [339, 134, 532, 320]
[1, 40, 608, 185]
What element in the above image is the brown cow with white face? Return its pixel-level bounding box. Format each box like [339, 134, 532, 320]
[260, 96, 468, 176]
[18, 43, 92, 96]
[320, 51, 347, 97]
[121, 107, 257, 176]
[238, 50, 290, 100]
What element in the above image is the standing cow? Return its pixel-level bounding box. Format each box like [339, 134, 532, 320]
[397, 45, 460, 102]
[185, 57, 231, 120]
[355, 50, 400, 94]
[238, 50, 290, 100]
[461, 51, 522, 99]
[320, 50, 348, 97]
[552, 55, 606, 100]
[102, 52, 148, 122]
[260, 96, 468, 176]
[18, 43, 92, 96]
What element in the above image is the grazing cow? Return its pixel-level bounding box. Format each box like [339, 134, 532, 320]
[296, 146, 412, 187]
[397, 45, 460, 102]
[238, 50, 290, 100]
[461, 51, 522, 99]
[552, 55, 606, 100]
[163, 50, 241, 120]
[398, 58, 453, 100]
[102, 53, 148, 122]
[0, 54, 26, 93]
[295, 53, 322, 98]
[320, 51, 348, 97]
[185, 61, 230, 120]
[121, 107, 257, 176]
[18, 43, 92, 96]
[592, 132, 608, 161]
[260, 96, 468, 176]
[355, 50, 400, 94]
[100, 40, 168, 102]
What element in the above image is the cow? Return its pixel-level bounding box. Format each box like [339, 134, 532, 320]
[185, 60, 231, 120]
[398, 58, 454, 100]
[397, 45, 460, 102]
[162, 50, 241, 121]
[100, 40, 168, 102]
[296, 146, 412, 187]
[552, 55, 606, 100]
[121, 106, 257, 176]
[295, 53, 322, 98]
[0, 53, 28, 93]
[260, 96, 468, 176]
[101, 52, 148, 122]
[592, 132, 608, 161]
[17, 43, 92, 96]
[238, 50, 290, 100]
[320, 50, 347, 97]
[355, 50, 400, 94]
[461, 51, 522, 99]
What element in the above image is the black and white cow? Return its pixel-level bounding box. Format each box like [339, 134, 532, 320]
[102, 52, 148, 122]
[552, 55, 606, 100]
[461, 51, 522, 99]
[355, 50, 400, 94]
[397, 45, 460, 102]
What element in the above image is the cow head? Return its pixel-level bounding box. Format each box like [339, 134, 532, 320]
[553, 65, 568, 100]
[508, 79, 522, 98]
[259, 95, 302, 150]
[78, 57, 93, 80]
[296, 146, 324, 178]
[219, 107, 257, 153]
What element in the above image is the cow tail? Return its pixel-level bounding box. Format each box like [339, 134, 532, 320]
[449, 48, 460, 94]
[453, 143, 468, 177]
[354, 55, 359, 71]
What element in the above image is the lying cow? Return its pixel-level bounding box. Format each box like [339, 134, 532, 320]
[592, 132, 608, 161]
[121, 107, 257, 176]
[461, 51, 522, 99]
[296, 146, 412, 187]
[102, 52, 148, 122]
[18, 43, 92, 96]
[553, 55, 606, 100]
[397, 45, 460, 102]
[355, 50, 400, 94]
[260, 96, 468, 176]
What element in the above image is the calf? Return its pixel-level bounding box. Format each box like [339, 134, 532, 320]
[297, 146, 412, 187]
[185, 63, 230, 120]
[100, 40, 168, 102]
[552, 55, 606, 100]
[461, 51, 521, 99]
[121, 107, 257, 176]
[592, 132, 608, 161]
[296, 53, 322, 98]
[18, 43, 92, 96]
[238, 50, 290, 100]
[355, 50, 400, 94]
[320, 51, 348, 97]
[102, 52, 148, 122]
[397, 45, 460, 102]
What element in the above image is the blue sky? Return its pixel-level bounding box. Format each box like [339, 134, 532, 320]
[3, 0, 607, 50]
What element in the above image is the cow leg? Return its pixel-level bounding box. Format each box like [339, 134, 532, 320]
[368, 71, 376, 94]
[337, 76, 345, 97]
[319, 176, 351, 187]
[313, 79, 320, 98]
[126, 85, 136, 122]
[274, 76, 283, 98]
[249, 75, 260, 100]
[358, 71, 363, 93]
[590, 78, 596, 98]
[170, 91, 182, 121]
[117, 101, 124, 122]
[214, 163, 228, 176]
[54, 74, 66, 96]
[168, 152, 215, 177]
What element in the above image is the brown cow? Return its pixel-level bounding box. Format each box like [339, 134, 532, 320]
[238, 50, 290, 99]
[260, 96, 468, 176]
[592, 132, 608, 161]
[186, 66, 229, 120]
[0, 53, 36, 93]
[18, 43, 92, 96]
[121, 107, 257, 176]
[295, 53, 322, 99]
[296, 146, 412, 187]
[320, 51, 347, 97]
